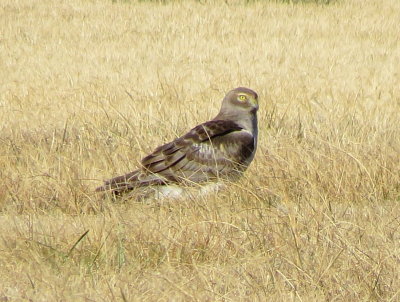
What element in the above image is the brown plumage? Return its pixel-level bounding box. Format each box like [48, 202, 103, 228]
[96, 87, 259, 195]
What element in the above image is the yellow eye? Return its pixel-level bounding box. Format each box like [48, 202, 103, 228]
[238, 95, 247, 101]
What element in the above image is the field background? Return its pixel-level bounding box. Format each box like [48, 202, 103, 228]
[1, 0, 399, 300]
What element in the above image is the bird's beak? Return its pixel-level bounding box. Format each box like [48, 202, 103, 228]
[251, 97, 259, 110]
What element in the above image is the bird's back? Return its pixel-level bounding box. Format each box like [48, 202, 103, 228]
[96, 120, 256, 194]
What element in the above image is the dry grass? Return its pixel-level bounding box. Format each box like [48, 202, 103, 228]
[1, 0, 400, 300]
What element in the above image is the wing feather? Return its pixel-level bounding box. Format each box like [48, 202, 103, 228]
[96, 120, 255, 193]
[142, 120, 254, 183]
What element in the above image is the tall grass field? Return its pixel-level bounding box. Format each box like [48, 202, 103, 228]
[1, 0, 399, 300]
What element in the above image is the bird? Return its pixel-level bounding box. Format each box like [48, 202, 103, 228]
[96, 87, 259, 197]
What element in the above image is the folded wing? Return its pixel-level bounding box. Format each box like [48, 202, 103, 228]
[96, 120, 255, 193]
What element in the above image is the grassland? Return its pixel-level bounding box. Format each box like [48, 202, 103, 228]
[1, 0, 399, 300]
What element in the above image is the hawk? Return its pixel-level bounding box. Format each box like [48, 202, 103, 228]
[96, 87, 259, 196]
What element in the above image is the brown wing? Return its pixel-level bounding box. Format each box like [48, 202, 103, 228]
[96, 120, 255, 193]
[140, 120, 255, 182]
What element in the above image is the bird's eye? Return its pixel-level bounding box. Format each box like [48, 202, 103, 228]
[238, 95, 247, 101]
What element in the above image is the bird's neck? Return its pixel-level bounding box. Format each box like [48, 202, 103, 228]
[214, 109, 258, 135]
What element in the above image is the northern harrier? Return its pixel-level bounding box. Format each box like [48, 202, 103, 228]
[96, 87, 259, 196]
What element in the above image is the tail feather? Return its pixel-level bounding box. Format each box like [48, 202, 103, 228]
[95, 170, 140, 193]
[95, 170, 172, 194]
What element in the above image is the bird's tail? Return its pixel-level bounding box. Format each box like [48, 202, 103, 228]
[95, 170, 140, 194]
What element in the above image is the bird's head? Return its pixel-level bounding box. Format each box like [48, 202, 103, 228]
[220, 87, 259, 116]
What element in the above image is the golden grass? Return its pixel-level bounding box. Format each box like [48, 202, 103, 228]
[1, 0, 399, 300]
